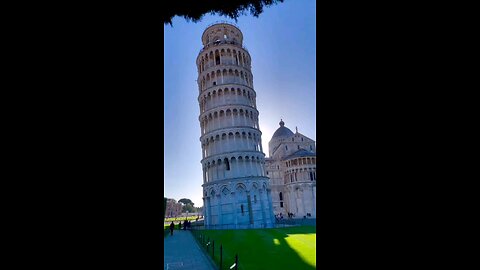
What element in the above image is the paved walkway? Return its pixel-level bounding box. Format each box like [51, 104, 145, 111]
[164, 230, 216, 270]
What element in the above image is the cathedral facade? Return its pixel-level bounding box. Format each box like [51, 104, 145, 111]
[197, 22, 275, 229]
[265, 120, 317, 218]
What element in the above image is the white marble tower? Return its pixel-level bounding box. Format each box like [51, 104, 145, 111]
[197, 22, 274, 229]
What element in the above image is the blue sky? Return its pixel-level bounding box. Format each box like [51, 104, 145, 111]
[164, 0, 316, 207]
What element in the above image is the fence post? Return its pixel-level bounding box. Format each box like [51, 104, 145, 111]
[235, 254, 238, 270]
[220, 244, 222, 270]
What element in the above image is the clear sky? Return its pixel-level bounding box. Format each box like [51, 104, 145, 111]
[164, 0, 316, 207]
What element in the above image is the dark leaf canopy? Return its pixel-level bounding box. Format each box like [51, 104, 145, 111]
[178, 198, 194, 205]
[162, 0, 285, 25]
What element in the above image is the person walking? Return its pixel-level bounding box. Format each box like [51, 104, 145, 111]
[169, 221, 175, 236]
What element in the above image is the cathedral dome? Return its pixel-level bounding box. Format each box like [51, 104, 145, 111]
[271, 120, 294, 140]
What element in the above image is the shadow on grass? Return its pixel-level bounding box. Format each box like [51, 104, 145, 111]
[192, 226, 316, 270]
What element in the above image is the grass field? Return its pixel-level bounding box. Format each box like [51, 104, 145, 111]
[191, 226, 316, 270]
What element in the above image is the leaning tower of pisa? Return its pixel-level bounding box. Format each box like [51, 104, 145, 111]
[197, 22, 274, 229]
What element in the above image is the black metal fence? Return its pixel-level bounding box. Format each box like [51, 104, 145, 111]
[274, 218, 317, 228]
[190, 229, 238, 270]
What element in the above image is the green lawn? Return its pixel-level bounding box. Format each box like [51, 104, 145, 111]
[191, 226, 316, 270]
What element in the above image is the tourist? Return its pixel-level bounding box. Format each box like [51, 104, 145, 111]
[178, 221, 182, 230]
[169, 221, 175, 236]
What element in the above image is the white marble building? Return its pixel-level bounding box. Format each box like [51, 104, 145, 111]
[197, 22, 275, 229]
[265, 120, 317, 218]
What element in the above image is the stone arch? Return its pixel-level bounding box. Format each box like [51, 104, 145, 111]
[235, 182, 246, 191]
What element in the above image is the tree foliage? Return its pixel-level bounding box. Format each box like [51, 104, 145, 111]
[163, 197, 167, 220]
[162, 0, 285, 25]
[178, 198, 193, 206]
[178, 198, 196, 212]
[182, 204, 196, 213]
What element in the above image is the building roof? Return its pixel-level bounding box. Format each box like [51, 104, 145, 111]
[283, 149, 316, 160]
[271, 119, 294, 140]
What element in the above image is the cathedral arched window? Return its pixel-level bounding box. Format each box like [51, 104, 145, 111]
[298, 145, 300, 150]
[310, 172, 314, 181]
[285, 145, 288, 151]
[310, 145, 313, 150]
[279, 192, 283, 201]
[225, 158, 230, 171]
[241, 204, 244, 215]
